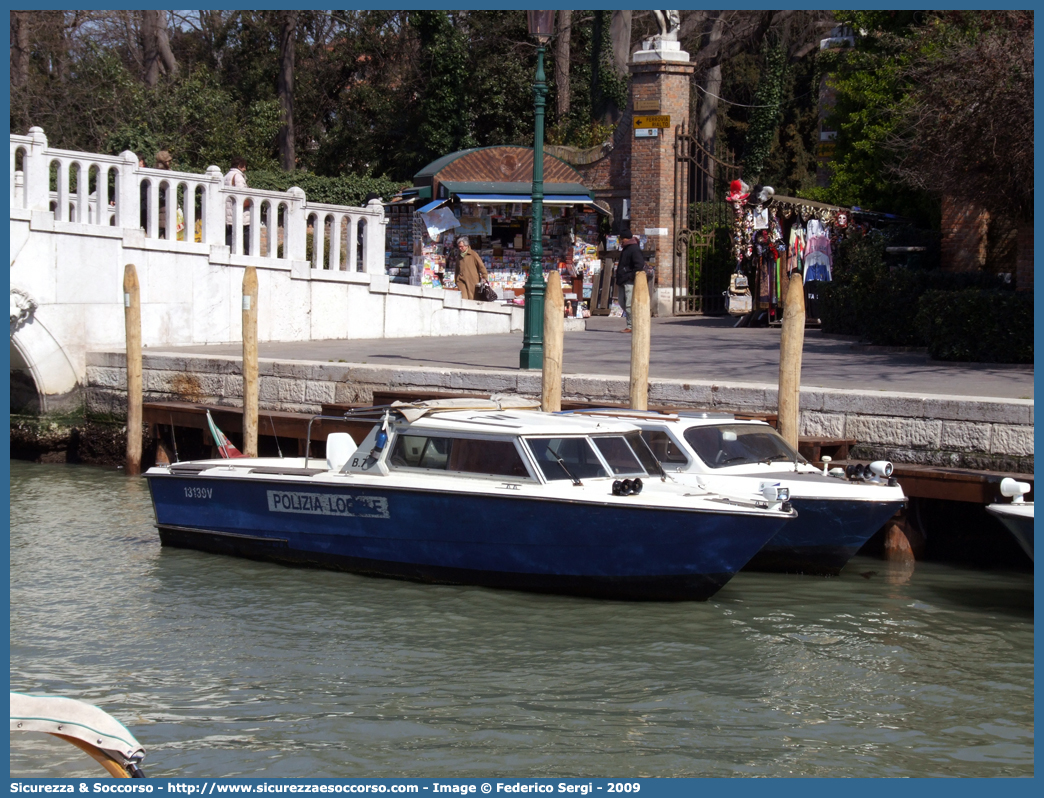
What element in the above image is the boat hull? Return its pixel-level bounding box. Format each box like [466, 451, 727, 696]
[743, 498, 904, 576]
[986, 504, 1034, 560]
[147, 474, 789, 601]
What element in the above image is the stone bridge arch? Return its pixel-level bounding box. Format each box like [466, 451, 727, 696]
[10, 290, 81, 413]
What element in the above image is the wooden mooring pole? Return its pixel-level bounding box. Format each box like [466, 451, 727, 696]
[123, 264, 142, 475]
[629, 272, 651, 410]
[777, 270, 806, 448]
[242, 267, 259, 457]
[541, 270, 564, 412]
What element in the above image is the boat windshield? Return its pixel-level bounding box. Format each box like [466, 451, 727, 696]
[683, 424, 802, 469]
[527, 437, 610, 481]
[591, 432, 660, 476]
[639, 429, 690, 465]
[389, 434, 531, 478]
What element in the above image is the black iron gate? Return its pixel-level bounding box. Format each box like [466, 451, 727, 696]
[672, 121, 743, 315]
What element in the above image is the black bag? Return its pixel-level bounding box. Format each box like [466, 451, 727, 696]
[476, 282, 498, 302]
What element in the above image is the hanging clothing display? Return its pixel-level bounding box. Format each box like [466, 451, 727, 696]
[804, 218, 833, 283]
[726, 191, 854, 323]
[787, 223, 805, 275]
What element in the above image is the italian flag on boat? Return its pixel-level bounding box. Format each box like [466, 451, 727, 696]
[206, 410, 244, 458]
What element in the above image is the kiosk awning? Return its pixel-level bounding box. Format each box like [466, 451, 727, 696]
[417, 198, 449, 214]
[454, 193, 595, 206]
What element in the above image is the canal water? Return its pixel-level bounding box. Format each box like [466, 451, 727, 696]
[9, 461, 1034, 778]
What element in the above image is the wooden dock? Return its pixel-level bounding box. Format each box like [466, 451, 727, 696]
[141, 397, 1031, 504]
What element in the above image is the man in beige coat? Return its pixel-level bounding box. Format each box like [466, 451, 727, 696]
[455, 236, 489, 299]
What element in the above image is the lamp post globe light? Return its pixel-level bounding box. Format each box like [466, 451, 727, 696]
[519, 10, 556, 370]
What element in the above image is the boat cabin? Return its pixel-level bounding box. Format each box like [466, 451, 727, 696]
[561, 409, 807, 473]
[344, 406, 663, 485]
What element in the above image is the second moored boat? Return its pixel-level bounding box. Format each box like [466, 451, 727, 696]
[564, 408, 907, 576]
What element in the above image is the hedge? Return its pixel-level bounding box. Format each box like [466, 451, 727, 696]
[916, 289, 1033, 364]
[818, 231, 1028, 361]
[247, 170, 409, 207]
[818, 233, 925, 346]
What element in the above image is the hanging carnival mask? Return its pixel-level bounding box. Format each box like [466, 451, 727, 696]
[746, 184, 775, 207]
[727, 179, 751, 203]
[836, 211, 849, 228]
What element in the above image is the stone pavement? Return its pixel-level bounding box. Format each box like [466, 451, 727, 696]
[146, 315, 1033, 401]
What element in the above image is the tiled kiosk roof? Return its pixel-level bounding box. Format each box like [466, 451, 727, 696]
[414, 146, 588, 196]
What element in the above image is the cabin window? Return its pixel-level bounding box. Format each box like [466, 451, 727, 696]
[527, 437, 609, 481]
[591, 432, 662, 476]
[389, 434, 530, 478]
[591, 435, 643, 475]
[682, 424, 803, 468]
[640, 430, 690, 465]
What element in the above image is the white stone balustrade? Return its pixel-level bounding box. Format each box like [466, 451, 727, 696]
[302, 199, 385, 274]
[9, 127, 385, 263]
[9, 127, 523, 412]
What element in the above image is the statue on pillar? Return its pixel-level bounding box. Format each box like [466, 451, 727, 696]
[651, 10, 680, 43]
[634, 10, 688, 60]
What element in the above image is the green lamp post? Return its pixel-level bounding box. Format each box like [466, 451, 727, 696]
[519, 9, 556, 370]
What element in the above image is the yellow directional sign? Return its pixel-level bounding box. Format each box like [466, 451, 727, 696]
[633, 115, 671, 129]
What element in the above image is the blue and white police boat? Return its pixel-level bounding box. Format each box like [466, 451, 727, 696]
[144, 399, 797, 601]
[986, 477, 1033, 560]
[564, 409, 906, 576]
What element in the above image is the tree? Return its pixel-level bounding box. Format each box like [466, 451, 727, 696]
[405, 11, 476, 171]
[810, 13, 921, 217]
[11, 11, 31, 87]
[141, 10, 177, 87]
[889, 12, 1033, 223]
[657, 10, 832, 192]
[554, 10, 572, 119]
[589, 11, 627, 124]
[815, 11, 1032, 232]
[741, 39, 786, 180]
[276, 11, 297, 171]
[607, 10, 631, 119]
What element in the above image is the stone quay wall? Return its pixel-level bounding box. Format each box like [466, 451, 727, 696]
[85, 352, 1034, 475]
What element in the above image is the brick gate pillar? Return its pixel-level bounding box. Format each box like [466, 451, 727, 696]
[628, 45, 694, 317]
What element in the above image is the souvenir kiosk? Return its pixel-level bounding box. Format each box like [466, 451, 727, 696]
[724, 181, 907, 326]
[387, 147, 609, 311]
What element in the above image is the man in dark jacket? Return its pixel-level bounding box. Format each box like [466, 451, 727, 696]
[614, 229, 646, 333]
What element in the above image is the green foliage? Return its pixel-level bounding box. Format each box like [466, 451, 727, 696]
[392, 11, 541, 178]
[10, 10, 640, 186]
[805, 11, 1027, 227]
[248, 170, 408, 206]
[545, 120, 615, 149]
[12, 49, 139, 154]
[819, 240, 926, 346]
[589, 11, 627, 123]
[715, 46, 820, 197]
[556, 14, 594, 134]
[742, 40, 786, 180]
[819, 230, 1025, 361]
[465, 11, 540, 150]
[916, 290, 1033, 364]
[757, 55, 820, 195]
[812, 40, 923, 215]
[545, 11, 624, 147]
[409, 11, 477, 171]
[682, 203, 734, 302]
[218, 14, 281, 113]
[101, 66, 282, 172]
